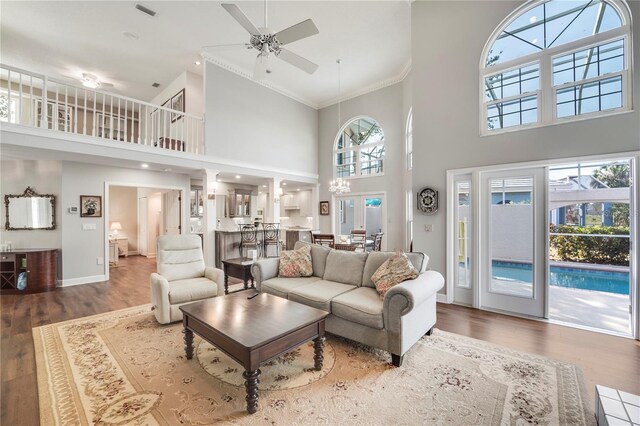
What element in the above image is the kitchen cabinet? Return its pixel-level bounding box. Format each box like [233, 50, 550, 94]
[190, 186, 204, 217]
[281, 190, 312, 217]
[228, 190, 252, 217]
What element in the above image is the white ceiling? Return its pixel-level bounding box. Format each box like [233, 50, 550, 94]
[1, 1, 411, 108]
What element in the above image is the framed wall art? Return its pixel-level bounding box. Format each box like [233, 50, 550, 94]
[80, 195, 102, 218]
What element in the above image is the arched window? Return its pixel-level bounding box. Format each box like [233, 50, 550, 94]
[335, 117, 385, 178]
[406, 108, 413, 171]
[481, 0, 632, 134]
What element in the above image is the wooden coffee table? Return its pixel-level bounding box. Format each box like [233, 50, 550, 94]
[179, 292, 329, 414]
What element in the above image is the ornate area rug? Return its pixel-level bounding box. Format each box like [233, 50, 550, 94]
[34, 305, 594, 425]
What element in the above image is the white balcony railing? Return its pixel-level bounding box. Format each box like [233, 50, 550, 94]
[0, 64, 204, 154]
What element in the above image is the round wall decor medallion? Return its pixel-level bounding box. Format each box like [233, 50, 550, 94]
[417, 187, 438, 214]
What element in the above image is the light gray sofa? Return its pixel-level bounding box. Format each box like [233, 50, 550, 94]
[251, 242, 445, 366]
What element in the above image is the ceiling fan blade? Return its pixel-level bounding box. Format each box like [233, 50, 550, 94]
[221, 3, 262, 36]
[277, 49, 318, 74]
[274, 19, 319, 45]
[202, 43, 252, 52]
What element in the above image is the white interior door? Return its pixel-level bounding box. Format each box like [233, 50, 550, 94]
[480, 168, 546, 318]
[163, 190, 181, 235]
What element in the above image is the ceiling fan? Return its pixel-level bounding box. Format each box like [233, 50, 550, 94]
[203, 0, 320, 80]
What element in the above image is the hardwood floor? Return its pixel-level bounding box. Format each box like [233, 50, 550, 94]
[1, 255, 638, 425]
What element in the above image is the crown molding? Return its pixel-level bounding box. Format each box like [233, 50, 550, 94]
[203, 53, 412, 111]
[202, 54, 319, 109]
[316, 60, 412, 109]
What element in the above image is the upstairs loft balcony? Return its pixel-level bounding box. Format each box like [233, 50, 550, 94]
[0, 64, 204, 155]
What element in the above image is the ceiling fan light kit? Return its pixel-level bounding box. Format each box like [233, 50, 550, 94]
[81, 73, 101, 89]
[206, 1, 320, 80]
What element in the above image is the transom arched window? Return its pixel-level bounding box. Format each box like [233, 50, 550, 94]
[335, 117, 385, 178]
[481, 0, 632, 134]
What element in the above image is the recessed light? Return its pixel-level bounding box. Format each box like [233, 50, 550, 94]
[141, 163, 149, 168]
[297, 188, 300, 191]
[194, 60, 201, 66]
[217, 179, 221, 182]
[235, 175, 241, 179]
[262, 185, 267, 188]
[123, 31, 139, 40]
[282, 182, 287, 186]
[163, 168, 172, 172]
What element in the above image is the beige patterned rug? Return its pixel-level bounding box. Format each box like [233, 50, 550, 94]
[33, 305, 594, 425]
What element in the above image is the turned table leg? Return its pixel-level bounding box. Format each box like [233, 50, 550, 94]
[183, 328, 194, 360]
[313, 336, 325, 371]
[224, 273, 229, 295]
[243, 369, 261, 414]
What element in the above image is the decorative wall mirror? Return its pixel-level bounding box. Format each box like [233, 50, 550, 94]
[4, 187, 56, 230]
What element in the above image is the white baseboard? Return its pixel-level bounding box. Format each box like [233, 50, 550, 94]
[128, 251, 139, 256]
[59, 274, 107, 287]
[436, 293, 450, 304]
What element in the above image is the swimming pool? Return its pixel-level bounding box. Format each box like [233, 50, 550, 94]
[491, 261, 630, 295]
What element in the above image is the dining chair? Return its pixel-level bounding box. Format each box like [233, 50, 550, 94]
[261, 223, 282, 257]
[350, 229, 367, 251]
[373, 233, 384, 251]
[312, 233, 335, 248]
[239, 225, 260, 258]
[334, 243, 356, 251]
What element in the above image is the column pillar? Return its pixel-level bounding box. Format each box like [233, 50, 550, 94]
[203, 169, 219, 267]
[267, 178, 282, 223]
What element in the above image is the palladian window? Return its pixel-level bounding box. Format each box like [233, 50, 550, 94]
[481, 0, 632, 134]
[335, 117, 385, 178]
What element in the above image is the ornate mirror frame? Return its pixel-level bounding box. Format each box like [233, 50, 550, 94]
[4, 187, 56, 230]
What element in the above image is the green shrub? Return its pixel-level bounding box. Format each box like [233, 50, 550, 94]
[550, 225, 630, 266]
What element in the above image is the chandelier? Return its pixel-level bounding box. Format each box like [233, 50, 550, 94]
[329, 178, 350, 194]
[328, 60, 351, 196]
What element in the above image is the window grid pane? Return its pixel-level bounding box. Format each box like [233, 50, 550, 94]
[487, 95, 538, 130]
[553, 39, 624, 86]
[556, 75, 623, 118]
[485, 64, 540, 102]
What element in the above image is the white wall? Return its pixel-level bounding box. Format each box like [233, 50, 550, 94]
[317, 83, 405, 250]
[60, 162, 190, 284]
[0, 160, 62, 250]
[411, 1, 640, 282]
[204, 63, 318, 175]
[109, 186, 138, 253]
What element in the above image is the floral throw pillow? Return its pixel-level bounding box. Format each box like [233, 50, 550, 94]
[278, 245, 313, 278]
[371, 251, 419, 299]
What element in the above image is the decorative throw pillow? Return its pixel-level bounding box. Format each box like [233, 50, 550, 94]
[278, 245, 313, 278]
[371, 251, 419, 299]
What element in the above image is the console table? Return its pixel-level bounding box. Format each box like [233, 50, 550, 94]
[0, 249, 58, 294]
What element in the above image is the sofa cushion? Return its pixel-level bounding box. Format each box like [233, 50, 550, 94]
[371, 252, 419, 299]
[331, 287, 384, 330]
[295, 241, 331, 278]
[262, 276, 321, 299]
[362, 251, 428, 288]
[322, 250, 368, 286]
[278, 245, 313, 278]
[168, 277, 218, 304]
[288, 280, 356, 311]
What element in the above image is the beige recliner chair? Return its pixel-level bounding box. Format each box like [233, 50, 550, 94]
[150, 234, 224, 324]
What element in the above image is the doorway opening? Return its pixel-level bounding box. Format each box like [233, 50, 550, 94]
[334, 193, 386, 251]
[548, 159, 632, 336]
[105, 184, 183, 278]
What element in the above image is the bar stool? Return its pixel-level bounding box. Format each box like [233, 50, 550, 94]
[262, 223, 281, 258]
[239, 225, 260, 258]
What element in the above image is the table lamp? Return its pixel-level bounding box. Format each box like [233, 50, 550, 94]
[110, 222, 122, 238]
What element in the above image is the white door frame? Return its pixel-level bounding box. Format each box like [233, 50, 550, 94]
[446, 150, 640, 339]
[331, 191, 387, 250]
[104, 181, 186, 281]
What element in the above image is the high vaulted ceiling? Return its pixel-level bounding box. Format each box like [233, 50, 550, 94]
[1, 1, 411, 108]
